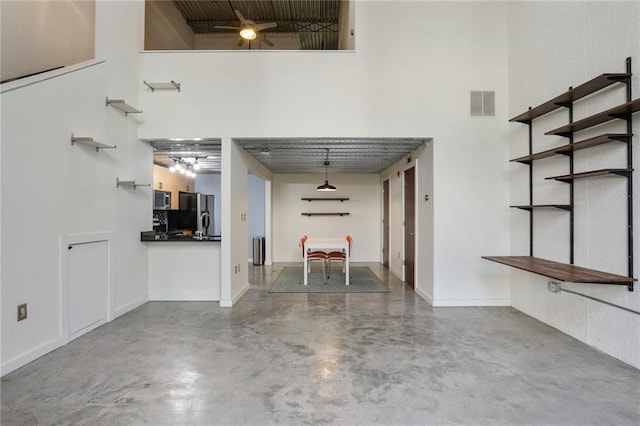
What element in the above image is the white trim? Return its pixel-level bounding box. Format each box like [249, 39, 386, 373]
[414, 287, 434, 306]
[0, 59, 105, 94]
[431, 298, 511, 307]
[149, 294, 220, 301]
[388, 265, 403, 281]
[219, 283, 249, 308]
[114, 298, 148, 319]
[68, 319, 107, 342]
[60, 232, 114, 345]
[1, 337, 62, 377]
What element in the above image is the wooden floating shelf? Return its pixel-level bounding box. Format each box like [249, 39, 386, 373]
[510, 204, 572, 211]
[106, 97, 142, 116]
[545, 98, 640, 137]
[301, 197, 349, 202]
[143, 80, 181, 92]
[301, 212, 350, 216]
[482, 256, 635, 291]
[510, 73, 630, 123]
[70, 133, 116, 152]
[510, 133, 631, 164]
[546, 168, 632, 183]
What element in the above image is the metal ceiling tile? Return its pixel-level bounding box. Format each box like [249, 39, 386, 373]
[143, 137, 428, 175]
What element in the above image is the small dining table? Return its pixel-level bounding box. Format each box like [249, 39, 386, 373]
[304, 237, 349, 286]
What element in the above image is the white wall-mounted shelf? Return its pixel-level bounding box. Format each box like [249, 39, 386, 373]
[143, 80, 181, 92]
[116, 178, 150, 190]
[70, 133, 116, 152]
[106, 97, 142, 116]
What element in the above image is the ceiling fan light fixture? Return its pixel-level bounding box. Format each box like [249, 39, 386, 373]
[240, 28, 257, 40]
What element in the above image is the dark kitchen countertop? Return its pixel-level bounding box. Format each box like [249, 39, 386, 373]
[141, 231, 221, 242]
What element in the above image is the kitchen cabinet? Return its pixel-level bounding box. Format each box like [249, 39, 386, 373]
[152, 164, 194, 209]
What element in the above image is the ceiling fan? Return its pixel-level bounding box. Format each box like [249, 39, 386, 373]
[214, 10, 277, 47]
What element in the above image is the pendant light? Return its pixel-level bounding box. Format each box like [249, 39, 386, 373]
[317, 148, 337, 192]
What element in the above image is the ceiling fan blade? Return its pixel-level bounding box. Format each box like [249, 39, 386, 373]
[254, 22, 277, 31]
[234, 10, 248, 24]
[214, 25, 242, 30]
[261, 36, 274, 47]
[237, 38, 245, 47]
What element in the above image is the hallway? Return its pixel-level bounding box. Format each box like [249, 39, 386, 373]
[2, 263, 639, 425]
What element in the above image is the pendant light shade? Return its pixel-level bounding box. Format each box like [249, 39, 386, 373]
[317, 149, 337, 192]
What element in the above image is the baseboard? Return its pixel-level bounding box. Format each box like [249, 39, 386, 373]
[2, 298, 148, 377]
[1, 337, 62, 377]
[414, 287, 434, 306]
[389, 266, 403, 281]
[114, 298, 148, 319]
[149, 294, 220, 301]
[219, 283, 249, 307]
[431, 298, 511, 307]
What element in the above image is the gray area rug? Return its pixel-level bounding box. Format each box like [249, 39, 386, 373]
[269, 266, 390, 293]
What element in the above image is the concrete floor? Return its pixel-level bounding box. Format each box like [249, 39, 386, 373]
[2, 262, 639, 425]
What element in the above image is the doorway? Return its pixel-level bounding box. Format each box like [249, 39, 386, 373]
[383, 179, 389, 268]
[404, 167, 415, 289]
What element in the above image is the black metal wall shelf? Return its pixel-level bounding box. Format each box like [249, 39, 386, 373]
[510, 205, 572, 211]
[510, 73, 631, 124]
[545, 98, 640, 137]
[511, 133, 631, 164]
[301, 212, 350, 216]
[546, 168, 633, 183]
[301, 197, 349, 202]
[486, 57, 636, 291]
[483, 256, 636, 291]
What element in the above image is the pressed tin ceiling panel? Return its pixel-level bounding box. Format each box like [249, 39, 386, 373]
[144, 138, 428, 175]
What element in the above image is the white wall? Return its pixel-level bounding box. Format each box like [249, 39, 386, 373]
[1, 0, 148, 375]
[144, 0, 194, 50]
[507, 1, 640, 368]
[194, 34, 302, 50]
[381, 143, 435, 301]
[220, 139, 251, 307]
[271, 174, 381, 262]
[1, 0, 95, 82]
[247, 174, 266, 260]
[137, 1, 511, 307]
[148, 242, 221, 300]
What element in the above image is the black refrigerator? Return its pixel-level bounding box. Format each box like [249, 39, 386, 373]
[179, 191, 215, 237]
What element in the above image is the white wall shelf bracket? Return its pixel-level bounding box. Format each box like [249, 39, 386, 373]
[116, 178, 150, 190]
[143, 80, 181, 92]
[70, 133, 116, 152]
[106, 97, 142, 116]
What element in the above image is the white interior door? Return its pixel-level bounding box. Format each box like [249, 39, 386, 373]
[68, 240, 108, 340]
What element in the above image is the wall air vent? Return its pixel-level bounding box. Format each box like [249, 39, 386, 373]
[470, 91, 495, 117]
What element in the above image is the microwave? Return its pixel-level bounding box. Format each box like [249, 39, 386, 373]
[153, 190, 171, 210]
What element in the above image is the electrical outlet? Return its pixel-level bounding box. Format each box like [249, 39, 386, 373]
[17, 303, 27, 321]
